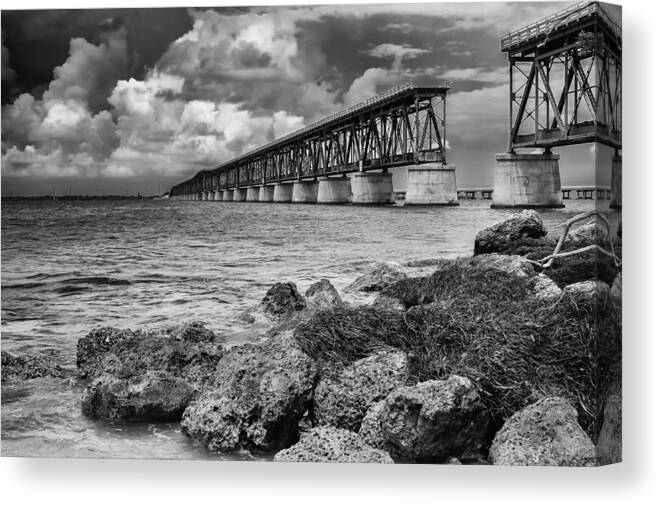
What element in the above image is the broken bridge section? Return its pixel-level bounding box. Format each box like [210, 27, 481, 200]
[494, 1, 622, 208]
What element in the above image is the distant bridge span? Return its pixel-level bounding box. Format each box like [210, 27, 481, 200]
[169, 83, 458, 205]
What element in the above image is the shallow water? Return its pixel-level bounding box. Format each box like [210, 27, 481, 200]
[1, 198, 617, 459]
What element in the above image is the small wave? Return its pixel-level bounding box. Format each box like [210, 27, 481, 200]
[64, 276, 132, 286]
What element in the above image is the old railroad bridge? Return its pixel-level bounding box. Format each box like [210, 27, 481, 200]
[170, 1, 621, 209]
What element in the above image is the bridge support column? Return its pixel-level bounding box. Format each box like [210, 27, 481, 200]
[351, 172, 394, 205]
[222, 189, 233, 201]
[246, 186, 260, 202]
[233, 188, 247, 202]
[198, 192, 204, 201]
[492, 152, 564, 208]
[292, 180, 318, 203]
[317, 176, 351, 204]
[610, 152, 622, 209]
[273, 183, 294, 202]
[207, 191, 214, 201]
[214, 190, 222, 201]
[258, 185, 274, 202]
[405, 163, 459, 205]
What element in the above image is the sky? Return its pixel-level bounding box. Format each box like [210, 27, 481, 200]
[1, 1, 617, 196]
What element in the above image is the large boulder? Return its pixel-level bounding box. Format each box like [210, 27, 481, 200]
[259, 282, 307, 318]
[305, 279, 343, 312]
[610, 272, 622, 305]
[76, 322, 223, 421]
[1, 350, 65, 381]
[468, 254, 535, 278]
[81, 370, 195, 421]
[489, 397, 596, 466]
[596, 385, 622, 465]
[566, 219, 612, 248]
[474, 210, 547, 255]
[358, 400, 388, 451]
[532, 274, 562, 302]
[347, 262, 408, 292]
[273, 426, 393, 463]
[180, 335, 317, 453]
[563, 280, 611, 305]
[375, 376, 491, 462]
[313, 349, 410, 431]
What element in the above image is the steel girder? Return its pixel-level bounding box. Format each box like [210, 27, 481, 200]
[169, 84, 449, 197]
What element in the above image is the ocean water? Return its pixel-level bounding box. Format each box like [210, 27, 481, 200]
[1, 198, 615, 459]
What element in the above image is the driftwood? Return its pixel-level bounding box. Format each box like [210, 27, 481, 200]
[526, 210, 621, 269]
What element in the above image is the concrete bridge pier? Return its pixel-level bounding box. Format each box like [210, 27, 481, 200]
[492, 152, 564, 208]
[258, 185, 274, 202]
[233, 188, 247, 202]
[246, 186, 260, 202]
[405, 163, 459, 205]
[351, 172, 394, 205]
[317, 176, 351, 204]
[273, 182, 294, 202]
[222, 189, 234, 201]
[207, 191, 215, 201]
[292, 180, 319, 203]
[610, 152, 622, 209]
[214, 190, 222, 201]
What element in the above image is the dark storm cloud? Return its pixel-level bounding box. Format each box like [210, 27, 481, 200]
[1, 8, 193, 104]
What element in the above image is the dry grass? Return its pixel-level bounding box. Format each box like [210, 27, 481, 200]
[294, 260, 621, 439]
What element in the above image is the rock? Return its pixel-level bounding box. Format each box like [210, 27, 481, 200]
[610, 272, 622, 305]
[181, 338, 317, 453]
[563, 280, 611, 305]
[347, 262, 407, 292]
[596, 385, 622, 465]
[378, 376, 491, 462]
[474, 210, 547, 255]
[76, 322, 223, 421]
[304, 279, 343, 312]
[489, 397, 596, 466]
[445, 457, 463, 465]
[358, 400, 388, 451]
[468, 254, 535, 278]
[81, 370, 195, 421]
[313, 350, 410, 431]
[273, 426, 393, 463]
[566, 219, 611, 248]
[532, 274, 562, 302]
[259, 281, 307, 318]
[1, 350, 65, 381]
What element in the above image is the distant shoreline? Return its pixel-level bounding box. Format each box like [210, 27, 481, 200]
[1, 195, 164, 201]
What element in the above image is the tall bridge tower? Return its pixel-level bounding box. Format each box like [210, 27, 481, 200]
[493, 1, 621, 208]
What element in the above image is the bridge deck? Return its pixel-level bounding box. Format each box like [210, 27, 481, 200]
[170, 83, 451, 196]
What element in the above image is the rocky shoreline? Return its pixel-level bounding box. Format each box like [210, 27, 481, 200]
[1, 210, 622, 465]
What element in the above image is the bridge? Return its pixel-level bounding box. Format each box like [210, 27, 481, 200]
[493, 0, 622, 209]
[169, 83, 459, 205]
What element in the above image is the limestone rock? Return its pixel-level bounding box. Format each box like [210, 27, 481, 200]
[468, 254, 535, 278]
[474, 210, 547, 255]
[76, 322, 223, 421]
[347, 262, 408, 292]
[489, 397, 596, 466]
[305, 279, 343, 312]
[259, 282, 307, 318]
[372, 293, 406, 312]
[566, 219, 611, 248]
[1, 350, 65, 381]
[181, 338, 317, 453]
[563, 280, 611, 305]
[596, 385, 622, 465]
[314, 350, 409, 431]
[273, 426, 393, 463]
[81, 370, 195, 421]
[358, 400, 388, 451]
[610, 272, 622, 305]
[532, 274, 562, 302]
[379, 376, 491, 462]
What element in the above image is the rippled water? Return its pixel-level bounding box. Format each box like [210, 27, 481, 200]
[1, 198, 613, 459]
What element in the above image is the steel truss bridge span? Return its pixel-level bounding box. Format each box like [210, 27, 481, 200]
[169, 84, 450, 197]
